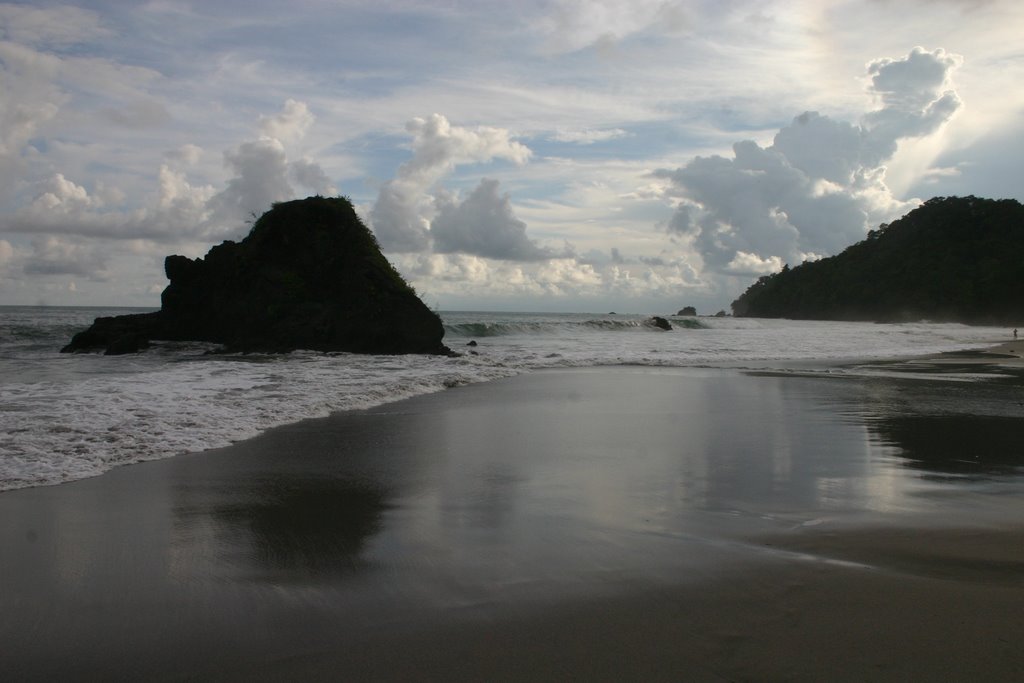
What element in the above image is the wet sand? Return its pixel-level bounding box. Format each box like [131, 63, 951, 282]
[2, 363, 1024, 681]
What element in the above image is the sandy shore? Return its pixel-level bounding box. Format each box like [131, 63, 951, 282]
[238, 550, 1024, 683]
[985, 339, 1024, 358]
[2, 364, 1023, 681]
[913, 338, 1024, 365]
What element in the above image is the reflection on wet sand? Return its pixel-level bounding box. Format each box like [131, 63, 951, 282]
[210, 478, 390, 578]
[868, 414, 1024, 476]
[838, 357, 1024, 478]
[169, 367, 1024, 589]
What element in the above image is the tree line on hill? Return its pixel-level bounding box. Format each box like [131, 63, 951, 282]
[730, 196, 1024, 324]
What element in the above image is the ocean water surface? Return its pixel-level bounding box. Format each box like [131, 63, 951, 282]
[0, 305, 1010, 491]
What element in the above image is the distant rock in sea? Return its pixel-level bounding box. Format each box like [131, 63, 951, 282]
[63, 196, 451, 356]
[677, 306, 697, 316]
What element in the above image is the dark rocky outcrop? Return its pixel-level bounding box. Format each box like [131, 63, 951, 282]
[63, 313, 161, 355]
[63, 196, 450, 355]
[677, 306, 697, 316]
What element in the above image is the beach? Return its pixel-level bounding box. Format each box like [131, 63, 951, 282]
[3, 356, 1024, 681]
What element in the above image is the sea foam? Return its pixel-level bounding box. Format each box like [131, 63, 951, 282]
[0, 307, 1008, 491]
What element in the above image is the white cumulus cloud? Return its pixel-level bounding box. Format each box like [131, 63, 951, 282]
[205, 138, 294, 228]
[290, 158, 337, 196]
[660, 47, 963, 275]
[432, 179, 563, 261]
[369, 113, 531, 252]
[725, 251, 784, 276]
[5, 100, 324, 243]
[259, 98, 315, 144]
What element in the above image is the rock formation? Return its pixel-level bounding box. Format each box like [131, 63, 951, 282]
[63, 196, 450, 355]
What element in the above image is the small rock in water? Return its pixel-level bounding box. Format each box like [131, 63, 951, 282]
[648, 316, 673, 331]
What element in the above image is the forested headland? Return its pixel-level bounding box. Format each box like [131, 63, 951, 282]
[731, 196, 1024, 324]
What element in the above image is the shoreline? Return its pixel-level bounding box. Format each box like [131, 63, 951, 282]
[2, 310, 1017, 495]
[3, 337, 1020, 497]
[2, 360, 1024, 679]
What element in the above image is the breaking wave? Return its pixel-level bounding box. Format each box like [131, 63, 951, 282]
[444, 315, 707, 338]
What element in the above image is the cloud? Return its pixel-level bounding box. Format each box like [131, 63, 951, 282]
[862, 47, 963, 162]
[400, 253, 492, 286]
[0, 239, 13, 274]
[660, 47, 963, 274]
[183, 100, 324, 227]
[101, 98, 171, 129]
[920, 165, 962, 181]
[290, 158, 337, 196]
[164, 143, 204, 165]
[259, 98, 314, 144]
[205, 138, 294, 227]
[0, 18, 167, 208]
[370, 175, 433, 252]
[534, 258, 603, 294]
[154, 164, 214, 229]
[3, 100, 322, 243]
[431, 178, 560, 261]
[404, 113, 532, 173]
[0, 41, 64, 198]
[536, 0, 690, 54]
[29, 173, 95, 212]
[906, 117, 1024, 201]
[550, 128, 629, 144]
[23, 236, 109, 280]
[724, 251, 784, 276]
[390, 249, 707, 309]
[369, 114, 531, 251]
[6, 168, 209, 242]
[0, 4, 109, 47]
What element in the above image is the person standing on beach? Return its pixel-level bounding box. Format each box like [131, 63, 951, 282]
[1014, 328, 1018, 340]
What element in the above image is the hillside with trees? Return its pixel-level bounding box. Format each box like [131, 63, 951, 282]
[731, 196, 1024, 324]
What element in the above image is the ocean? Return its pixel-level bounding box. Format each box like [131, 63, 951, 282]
[0, 305, 1009, 492]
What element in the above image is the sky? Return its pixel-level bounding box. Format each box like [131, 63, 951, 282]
[1, 1, 1022, 313]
